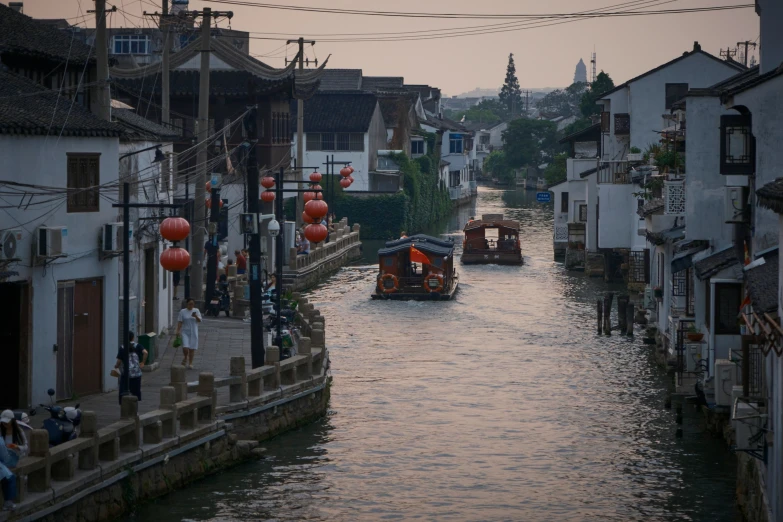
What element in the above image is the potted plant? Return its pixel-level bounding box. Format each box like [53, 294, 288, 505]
[627, 146, 643, 162]
[653, 286, 663, 299]
[686, 323, 704, 342]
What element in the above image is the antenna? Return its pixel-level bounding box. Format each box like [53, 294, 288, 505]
[590, 48, 597, 84]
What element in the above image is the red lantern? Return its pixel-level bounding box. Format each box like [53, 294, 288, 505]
[348, 165, 354, 174]
[309, 171, 322, 183]
[302, 211, 318, 224]
[303, 191, 316, 203]
[311, 184, 324, 200]
[261, 191, 275, 202]
[304, 223, 328, 244]
[340, 177, 351, 189]
[206, 181, 212, 192]
[340, 166, 352, 178]
[160, 247, 190, 272]
[261, 176, 275, 189]
[160, 217, 190, 242]
[304, 199, 328, 221]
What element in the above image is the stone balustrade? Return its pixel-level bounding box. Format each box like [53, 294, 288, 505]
[289, 220, 361, 271]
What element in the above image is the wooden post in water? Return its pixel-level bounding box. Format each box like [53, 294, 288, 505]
[597, 299, 603, 334]
[603, 292, 613, 335]
[618, 294, 629, 334]
[626, 302, 635, 336]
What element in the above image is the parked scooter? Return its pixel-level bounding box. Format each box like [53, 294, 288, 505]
[207, 276, 231, 317]
[34, 389, 82, 447]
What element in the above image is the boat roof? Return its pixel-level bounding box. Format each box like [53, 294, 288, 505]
[384, 234, 455, 249]
[464, 219, 521, 231]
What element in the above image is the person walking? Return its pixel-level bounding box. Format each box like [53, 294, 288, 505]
[235, 250, 246, 275]
[0, 411, 28, 458]
[176, 298, 202, 369]
[112, 332, 147, 404]
[0, 437, 18, 511]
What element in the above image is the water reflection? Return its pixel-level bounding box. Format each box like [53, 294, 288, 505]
[128, 185, 736, 522]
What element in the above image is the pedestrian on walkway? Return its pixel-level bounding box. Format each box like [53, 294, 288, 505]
[0, 410, 27, 458]
[112, 332, 147, 404]
[176, 298, 202, 369]
[0, 438, 18, 511]
[235, 250, 246, 275]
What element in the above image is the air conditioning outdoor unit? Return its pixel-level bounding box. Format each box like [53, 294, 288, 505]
[725, 186, 747, 223]
[643, 287, 654, 310]
[37, 226, 67, 259]
[685, 343, 702, 373]
[103, 223, 132, 253]
[0, 229, 22, 261]
[733, 401, 765, 451]
[714, 359, 737, 407]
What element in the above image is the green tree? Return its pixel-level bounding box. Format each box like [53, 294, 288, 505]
[483, 150, 514, 183]
[537, 82, 588, 118]
[560, 117, 592, 137]
[502, 118, 560, 168]
[499, 53, 523, 117]
[580, 71, 615, 118]
[544, 153, 568, 185]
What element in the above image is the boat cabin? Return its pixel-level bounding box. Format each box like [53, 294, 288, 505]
[462, 214, 523, 265]
[373, 234, 459, 300]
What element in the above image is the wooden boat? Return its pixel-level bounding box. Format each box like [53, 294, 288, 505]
[461, 214, 523, 265]
[372, 234, 459, 300]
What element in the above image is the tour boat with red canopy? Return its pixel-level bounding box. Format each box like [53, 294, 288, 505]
[372, 234, 459, 300]
[461, 214, 523, 265]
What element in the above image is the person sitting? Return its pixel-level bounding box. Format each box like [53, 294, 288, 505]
[0, 437, 18, 511]
[0, 411, 27, 458]
[298, 236, 310, 256]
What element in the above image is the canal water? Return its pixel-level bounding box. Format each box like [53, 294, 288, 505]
[130, 186, 737, 522]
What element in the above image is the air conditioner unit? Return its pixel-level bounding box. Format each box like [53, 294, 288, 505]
[0, 229, 22, 261]
[643, 287, 654, 309]
[37, 226, 67, 259]
[733, 401, 764, 451]
[714, 359, 737, 407]
[103, 223, 133, 253]
[685, 343, 702, 373]
[725, 186, 747, 223]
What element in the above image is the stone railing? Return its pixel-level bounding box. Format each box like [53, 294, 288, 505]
[288, 220, 361, 271]
[4, 297, 329, 518]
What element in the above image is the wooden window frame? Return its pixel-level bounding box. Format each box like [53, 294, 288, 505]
[714, 283, 742, 335]
[67, 153, 101, 213]
[665, 83, 689, 110]
[561, 191, 569, 213]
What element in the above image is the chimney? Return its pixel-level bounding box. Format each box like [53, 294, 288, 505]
[693, 41, 701, 52]
[9, 2, 23, 13]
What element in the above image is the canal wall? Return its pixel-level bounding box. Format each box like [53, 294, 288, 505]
[1, 298, 330, 522]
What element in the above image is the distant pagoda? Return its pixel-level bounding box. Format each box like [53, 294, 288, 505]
[573, 58, 587, 84]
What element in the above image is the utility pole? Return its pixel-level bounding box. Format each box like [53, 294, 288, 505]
[720, 46, 738, 62]
[737, 40, 758, 67]
[521, 90, 532, 115]
[287, 37, 316, 228]
[275, 167, 286, 353]
[244, 108, 266, 368]
[205, 184, 220, 308]
[590, 50, 597, 84]
[161, 0, 170, 126]
[94, 0, 111, 121]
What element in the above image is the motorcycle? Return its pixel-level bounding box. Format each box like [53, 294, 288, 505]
[207, 277, 231, 317]
[35, 388, 82, 447]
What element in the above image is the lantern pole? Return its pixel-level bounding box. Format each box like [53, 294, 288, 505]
[205, 184, 221, 310]
[275, 167, 285, 356]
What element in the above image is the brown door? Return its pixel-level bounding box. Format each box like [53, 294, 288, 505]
[144, 247, 156, 334]
[57, 282, 75, 400]
[73, 279, 103, 396]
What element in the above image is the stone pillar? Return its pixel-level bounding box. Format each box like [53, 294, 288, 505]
[120, 395, 140, 451]
[78, 411, 99, 470]
[265, 346, 280, 364]
[311, 328, 325, 349]
[159, 386, 178, 438]
[169, 365, 188, 402]
[352, 223, 361, 237]
[264, 345, 281, 390]
[289, 247, 298, 269]
[229, 356, 247, 403]
[27, 430, 51, 493]
[298, 337, 311, 355]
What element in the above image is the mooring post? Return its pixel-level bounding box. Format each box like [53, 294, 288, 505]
[597, 299, 603, 334]
[626, 302, 635, 336]
[618, 294, 629, 334]
[603, 292, 613, 335]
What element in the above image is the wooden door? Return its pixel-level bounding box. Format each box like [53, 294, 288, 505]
[144, 247, 156, 334]
[0, 283, 22, 408]
[56, 282, 75, 400]
[73, 279, 102, 396]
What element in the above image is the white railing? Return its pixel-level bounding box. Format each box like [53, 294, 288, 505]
[554, 224, 569, 242]
[664, 180, 685, 215]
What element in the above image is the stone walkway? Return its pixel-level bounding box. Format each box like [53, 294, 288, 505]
[32, 313, 264, 429]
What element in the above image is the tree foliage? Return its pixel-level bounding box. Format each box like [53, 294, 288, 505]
[536, 82, 588, 119]
[579, 71, 615, 118]
[499, 53, 523, 117]
[483, 150, 513, 183]
[448, 99, 507, 124]
[502, 118, 560, 168]
[544, 153, 568, 185]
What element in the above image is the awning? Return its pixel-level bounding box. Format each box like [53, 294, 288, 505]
[661, 226, 685, 242]
[693, 246, 740, 281]
[744, 249, 779, 314]
[671, 241, 710, 273]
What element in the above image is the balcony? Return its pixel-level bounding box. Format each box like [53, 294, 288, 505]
[598, 161, 630, 184]
[664, 180, 685, 215]
[554, 224, 568, 243]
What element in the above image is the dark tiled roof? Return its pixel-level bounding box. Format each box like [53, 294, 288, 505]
[745, 251, 778, 314]
[317, 69, 363, 91]
[638, 198, 664, 217]
[292, 91, 378, 133]
[721, 62, 783, 99]
[757, 178, 783, 214]
[558, 123, 601, 144]
[405, 84, 441, 102]
[423, 115, 466, 132]
[709, 66, 760, 90]
[115, 70, 290, 98]
[0, 4, 95, 64]
[694, 246, 740, 281]
[362, 76, 404, 91]
[113, 108, 179, 141]
[0, 70, 123, 137]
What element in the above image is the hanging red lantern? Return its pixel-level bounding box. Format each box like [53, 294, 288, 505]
[340, 166, 352, 178]
[261, 191, 275, 202]
[311, 184, 324, 200]
[302, 211, 318, 224]
[340, 177, 351, 189]
[304, 199, 328, 221]
[309, 171, 322, 183]
[160, 217, 190, 242]
[261, 176, 275, 189]
[348, 175, 354, 183]
[206, 181, 212, 192]
[303, 191, 316, 203]
[304, 223, 328, 244]
[160, 247, 190, 272]
[348, 165, 354, 174]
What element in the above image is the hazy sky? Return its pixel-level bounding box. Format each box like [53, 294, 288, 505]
[11, 0, 759, 95]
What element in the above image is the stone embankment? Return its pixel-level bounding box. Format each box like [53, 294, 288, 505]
[0, 295, 330, 522]
[284, 219, 362, 291]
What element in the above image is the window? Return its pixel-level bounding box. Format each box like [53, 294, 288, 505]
[578, 204, 587, 222]
[705, 282, 711, 328]
[720, 114, 754, 175]
[449, 134, 463, 154]
[113, 34, 149, 55]
[67, 153, 100, 213]
[349, 133, 364, 151]
[614, 113, 630, 135]
[600, 112, 610, 133]
[714, 283, 742, 334]
[336, 133, 350, 151]
[665, 83, 689, 109]
[411, 140, 424, 155]
[561, 192, 569, 213]
[305, 133, 364, 152]
[271, 112, 290, 145]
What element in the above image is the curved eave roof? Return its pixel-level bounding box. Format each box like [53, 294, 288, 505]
[378, 241, 454, 257]
[384, 234, 455, 249]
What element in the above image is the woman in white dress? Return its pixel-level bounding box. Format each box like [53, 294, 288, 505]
[176, 298, 202, 369]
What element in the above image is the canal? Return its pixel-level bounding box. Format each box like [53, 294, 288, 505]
[129, 186, 737, 521]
